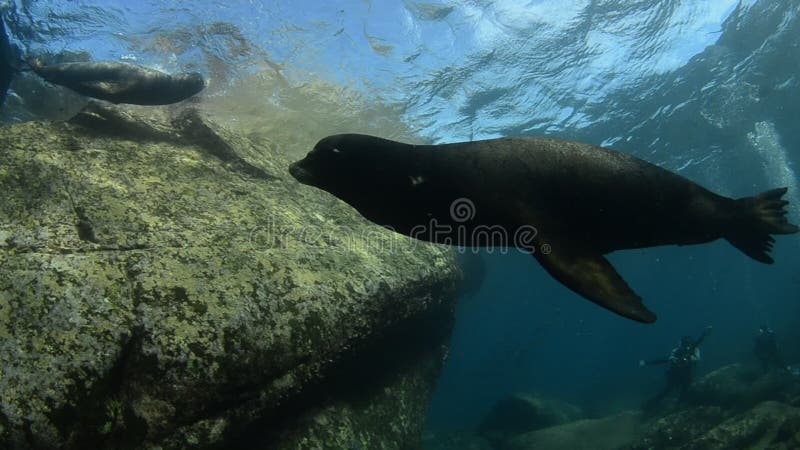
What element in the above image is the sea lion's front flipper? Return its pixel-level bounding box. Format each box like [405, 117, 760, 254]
[78, 80, 133, 95]
[533, 246, 656, 323]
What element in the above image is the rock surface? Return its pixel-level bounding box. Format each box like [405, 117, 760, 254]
[0, 102, 460, 449]
[628, 406, 728, 449]
[690, 363, 800, 409]
[630, 401, 800, 449]
[506, 411, 642, 450]
[477, 392, 582, 444]
[629, 365, 800, 449]
[463, 364, 800, 450]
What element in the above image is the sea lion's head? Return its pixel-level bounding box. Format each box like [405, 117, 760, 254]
[290, 133, 416, 217]
[174, 71, 206, 98]
[290, 134, 350, 189]
[291, 133, 408, 188]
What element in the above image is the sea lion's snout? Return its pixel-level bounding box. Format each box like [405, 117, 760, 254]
[289, 160, 314, 185]
[183, 72, 206, 92]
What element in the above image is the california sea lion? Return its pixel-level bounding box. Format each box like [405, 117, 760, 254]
[289, 134, 798, 323]
[29, 60, 205, 105]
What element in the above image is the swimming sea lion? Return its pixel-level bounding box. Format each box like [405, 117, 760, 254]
[29, 60, 205, 105]
[289, 134, 798, 323]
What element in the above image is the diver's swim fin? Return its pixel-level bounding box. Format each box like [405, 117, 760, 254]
[533, 245, 656, 323]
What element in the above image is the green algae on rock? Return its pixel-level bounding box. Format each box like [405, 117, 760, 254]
[630, 402, 800, 450]
[690, 363, 800, 410]
[0, 102, 460, 449]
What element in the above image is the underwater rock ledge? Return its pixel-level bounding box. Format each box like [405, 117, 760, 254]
[0, 102, 460, 449]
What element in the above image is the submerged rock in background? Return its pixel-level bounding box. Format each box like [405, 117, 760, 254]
[690, 401, 800, 449]
[442, 364, 800, 450]
[477, 392, 583, 445]
[0, 102, 460, 449]
[690, 363, 800, 410]
[629, 365, 800, 449]
[629, 406, 728, 449]
[631, 401, 800, 449]
[506, 411, 642, 450]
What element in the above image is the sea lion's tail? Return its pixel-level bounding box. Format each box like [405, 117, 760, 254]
[726, 187, 799, 264]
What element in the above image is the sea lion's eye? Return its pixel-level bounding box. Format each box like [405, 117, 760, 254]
[331, 148, 341, 154]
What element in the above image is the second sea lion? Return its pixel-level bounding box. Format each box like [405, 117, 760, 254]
[30, 60, 205, 105]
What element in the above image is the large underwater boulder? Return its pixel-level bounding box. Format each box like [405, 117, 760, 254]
[688, 401, 800, 449]
[628, 406, 728, 449]
[0, 102, 460, 449]
[630, 364, 800, 449]
[689, 363, 800, 409]
[505, 410, 642, 450]
[477, 392, 583, 444]
[630, 401, 800, 449]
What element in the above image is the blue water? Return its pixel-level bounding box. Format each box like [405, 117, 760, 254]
[3, 0, 799, 439]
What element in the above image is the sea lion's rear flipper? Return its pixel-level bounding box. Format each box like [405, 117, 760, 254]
[726, 187, 799, 264]
[533, 246, 656, 323]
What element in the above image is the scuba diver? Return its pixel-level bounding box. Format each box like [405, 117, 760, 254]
[639, 325, 713, 412]
[753, 325, 786, 372]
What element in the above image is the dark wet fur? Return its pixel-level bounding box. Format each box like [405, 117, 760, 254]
[30, 61, 205, 105]
[290, 134, 799, 323]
